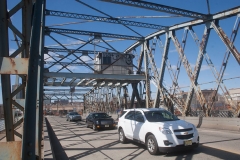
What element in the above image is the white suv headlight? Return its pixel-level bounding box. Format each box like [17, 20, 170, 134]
[159, 127, 172, 134]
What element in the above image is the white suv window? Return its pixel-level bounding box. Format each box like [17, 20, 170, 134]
[125, 111, 134, 120]
[134, 111, 144, 122]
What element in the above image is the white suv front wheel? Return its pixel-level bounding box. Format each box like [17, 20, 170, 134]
[146, 135, 159, 155]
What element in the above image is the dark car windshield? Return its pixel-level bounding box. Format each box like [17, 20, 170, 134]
[69, 112, 79, 115]
[92, 113, 110, 118]
[144, 110, 179, 122]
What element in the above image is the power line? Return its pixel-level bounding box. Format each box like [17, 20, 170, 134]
[178, 76, 240, 89]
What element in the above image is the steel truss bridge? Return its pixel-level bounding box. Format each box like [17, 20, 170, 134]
[0, 0, 240, 159]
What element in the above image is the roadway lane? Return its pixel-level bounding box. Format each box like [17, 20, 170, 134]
[44, 116, 240, 160]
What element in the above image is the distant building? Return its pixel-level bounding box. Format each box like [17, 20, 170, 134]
[179, 89, 221, 110]
[227, 88, 240, 108]
[54, 99, 69, 105]
[228, 88, 240, 101]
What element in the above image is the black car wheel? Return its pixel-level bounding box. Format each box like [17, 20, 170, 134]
[86, 121, 89, 128]
[146, 135, 159, 155]
[119, 128, 127, 144]
[92, 124, 97, 131]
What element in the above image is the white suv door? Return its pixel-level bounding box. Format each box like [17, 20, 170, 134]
[123, 111, 135, 139]
[132, 110, 145, 141]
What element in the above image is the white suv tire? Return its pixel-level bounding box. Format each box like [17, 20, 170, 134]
[146, 135, 160, 155]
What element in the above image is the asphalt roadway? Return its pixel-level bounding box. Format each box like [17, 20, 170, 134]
[44, 115, 240, 160]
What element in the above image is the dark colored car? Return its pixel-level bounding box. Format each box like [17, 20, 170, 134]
[86, 112, 116, 131]
[66, 112, 82, 121]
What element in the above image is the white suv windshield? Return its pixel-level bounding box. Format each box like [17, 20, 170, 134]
[144, 110, 179, 122]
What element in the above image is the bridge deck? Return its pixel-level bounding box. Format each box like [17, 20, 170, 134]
[44, 115, 240, 160]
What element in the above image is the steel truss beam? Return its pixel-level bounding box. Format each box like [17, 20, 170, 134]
[45, 47, 100, 54]
[45, 27, 143, 40]
[143, 41, 151, 108]
[124, 7, 240, 54]
[184, 23, 211, 116]
[45, 9, 167, 30]
[22, 0, 45, 159]
[0, 0, 14, 141]
[44, 88, 90, 92]
[44, 93, 85, 96]
[44, 72, 145, 80]
[211, 21, 240, 64]
[170, 30, 209, 116]
[101, 0, 208, 19]
[153, 34, 170, 108]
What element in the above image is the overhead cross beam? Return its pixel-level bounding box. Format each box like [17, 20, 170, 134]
[44, 72, 145, 80]
[45, 47, 97, 54]
[44, 93, 85, 96]
[101, 0, 208, 19]
[45, 27, 143, 40]
[45, 9, 167, 30]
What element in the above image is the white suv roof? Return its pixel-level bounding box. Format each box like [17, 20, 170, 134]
[123, 108, 166, 112]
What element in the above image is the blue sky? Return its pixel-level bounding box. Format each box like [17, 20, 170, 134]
[1, 0, 240, 103]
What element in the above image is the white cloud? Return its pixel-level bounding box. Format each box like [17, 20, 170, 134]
[66, 66, 80, 71]
[189, 63, 210, 71]
[79, 56, 92, 62]
[170, 65, 178, 70]
[200, 65, 210, 71]
[169, 49, 177, 53]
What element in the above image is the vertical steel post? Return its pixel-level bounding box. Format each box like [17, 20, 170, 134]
[22, 0, 44, 159]
[144, 41, 151, 108]
[130, 45, 144, 108]
[22, 0, 33, 98]
[123, 86, 128, 109]
[0, 0, 14, 141]
[37, 0, 46, 159]
[117, 86, 122, 110]
[131, 83, 141, 108]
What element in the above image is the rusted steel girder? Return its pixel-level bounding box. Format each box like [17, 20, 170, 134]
[101, 0, 208, 19]
[170, 30, 209, 116]
[125, 7, 240, 55]
[184, 24, 211, 116]
[130, 83, 142, 108]
[153, 34, 170, 108]
[130, 48, 144, 108]
[143, 41, 151, 108]
[171, 28, 189, 96]
[211, 21, 240, 65]
[209, 17, 240, 115]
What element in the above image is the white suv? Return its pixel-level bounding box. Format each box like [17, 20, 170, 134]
[117, 108, 199, 155]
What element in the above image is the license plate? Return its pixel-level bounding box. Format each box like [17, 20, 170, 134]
[184, 140, 192, 146]
[105, 125, 109, 127]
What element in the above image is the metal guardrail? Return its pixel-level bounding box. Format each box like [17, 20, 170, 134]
[0, 120, 5, 132]
[189, 110, 235, 118]
[0, 116, 23, 132]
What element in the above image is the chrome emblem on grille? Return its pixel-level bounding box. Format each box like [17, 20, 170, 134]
[183, 132, 188, 135]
